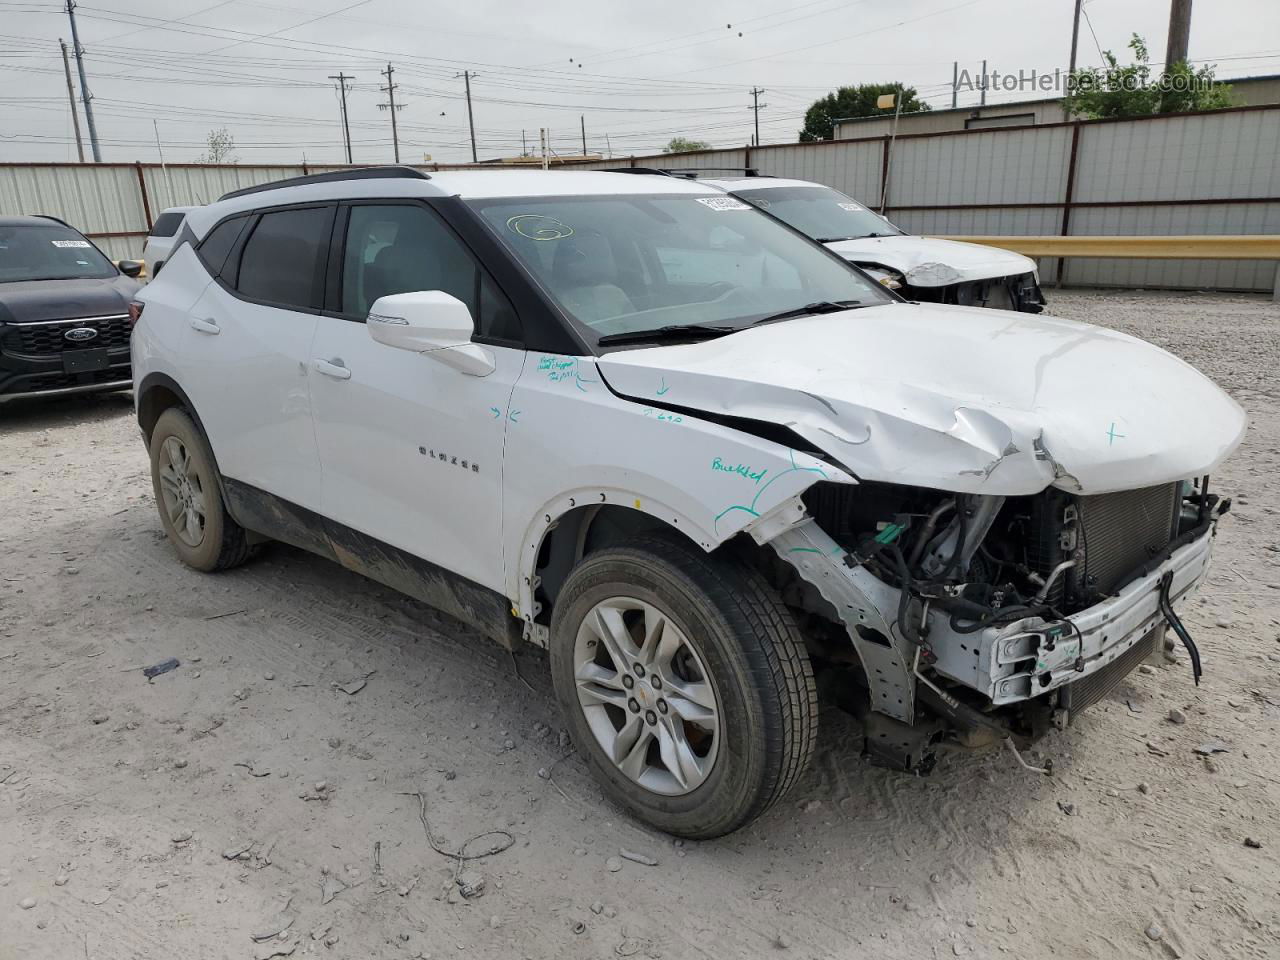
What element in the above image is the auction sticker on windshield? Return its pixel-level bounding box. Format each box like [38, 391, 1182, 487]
[51, 240, 92, 248]
[695, 197, 751, 212]
[838, 202, 865, 212]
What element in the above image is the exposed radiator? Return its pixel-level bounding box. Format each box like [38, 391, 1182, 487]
[1078, 483, 1180, 596]
[1061, 626, 1161, 715]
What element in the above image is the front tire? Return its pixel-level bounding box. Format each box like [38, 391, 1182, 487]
[549, 536, 817, 838]
[148, 407, 252, 572]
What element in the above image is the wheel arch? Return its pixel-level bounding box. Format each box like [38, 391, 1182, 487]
[136, 372, 246, 532]
[515, 491, 716, 642]
[137, 372, 204, 443]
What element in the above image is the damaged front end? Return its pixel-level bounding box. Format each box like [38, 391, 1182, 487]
[859, 264, 1047, 314]
[753, 476, 1229, 774]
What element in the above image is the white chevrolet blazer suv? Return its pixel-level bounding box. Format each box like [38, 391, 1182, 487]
[132, 166, 1245, 838]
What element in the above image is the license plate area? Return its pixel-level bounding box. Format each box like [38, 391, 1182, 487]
[63, 348, 110, 374]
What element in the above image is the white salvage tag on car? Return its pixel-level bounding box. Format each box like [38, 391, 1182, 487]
[838, 202, 865, 212]
[695, 197, 751, 212]
[51, 239, 91, 248]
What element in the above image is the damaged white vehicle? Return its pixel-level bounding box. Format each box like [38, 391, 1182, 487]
[133, 167, 1244, 839]
[697, 173, 1047, 312]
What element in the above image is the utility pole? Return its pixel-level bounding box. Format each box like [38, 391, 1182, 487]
[153, 120, 173, 202]
[65, 2, 101, 162]
[1165, 0, 1192, 68]
[951, 60, 959, 109]
[521, 129, 527, 157]
[1068, 0, 1084, 76]
[59, 39, 85, 162]
[457, 70, 477, 163]
[580, 115, 587, 156]
[749, 86, 766, 146]
[378, 62, 404, 163]
[329, 72, 354, 163]
[979, 59, 988, 106]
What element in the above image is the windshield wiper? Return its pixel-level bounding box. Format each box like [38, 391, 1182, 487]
[751, 300, 863, 326]
[596, 323, 738, 346]
[815, 236, 856, 243]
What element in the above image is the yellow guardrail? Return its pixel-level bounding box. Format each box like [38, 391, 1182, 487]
[937, 234, 1280, 261]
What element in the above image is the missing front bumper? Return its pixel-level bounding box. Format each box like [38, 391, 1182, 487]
[928, 524, 1213, 705]
[760, 504, 1214, 733]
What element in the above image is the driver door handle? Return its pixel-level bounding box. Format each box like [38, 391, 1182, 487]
[189, 317, 220, 335]
[313, 357, 352, 381]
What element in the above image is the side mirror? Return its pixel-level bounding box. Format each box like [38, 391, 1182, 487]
[118, 259, 144, 278]
[366, 291, 495, 377]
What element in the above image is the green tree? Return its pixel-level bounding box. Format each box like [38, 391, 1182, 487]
[198, 128, 239, 164]
[1066, 34, 1232, 119]
[799, 83, 929, 142]
[663, 136, 712, 154]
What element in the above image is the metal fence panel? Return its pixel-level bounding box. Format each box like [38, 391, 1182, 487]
[752, 141, 882, 201]
[889, 125, 1072, 207]
[0, 163, 144, 253]
[3, 106, 1278, 289]
[141, 164, 306, 213]
[1074, 109, 1280, 203]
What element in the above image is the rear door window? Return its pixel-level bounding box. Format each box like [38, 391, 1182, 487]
[149, 211, 186, 238]
[235, 206, 333, 311]
[196, 215, 249, 278]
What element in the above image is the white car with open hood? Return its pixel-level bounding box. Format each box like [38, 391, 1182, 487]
[697, 173, 1046, 312]
[131, 167, 1244, 838]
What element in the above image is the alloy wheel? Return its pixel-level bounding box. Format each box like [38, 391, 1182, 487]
[157, 435, 207, 548]
[572, 596, 721, 796]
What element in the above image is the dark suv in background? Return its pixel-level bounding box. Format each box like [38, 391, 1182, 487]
[0, 215, 143, 405]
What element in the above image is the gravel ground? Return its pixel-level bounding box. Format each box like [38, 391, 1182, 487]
[1, 289, 1278, 960]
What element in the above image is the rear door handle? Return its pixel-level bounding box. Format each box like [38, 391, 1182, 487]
[189, 317, 220, 335]
[313, 357, 352, 380]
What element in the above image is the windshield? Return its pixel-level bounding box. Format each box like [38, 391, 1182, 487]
[731, 185, 903, 242]
[469, 193, 891, 343]
[0, 222, 117, 283]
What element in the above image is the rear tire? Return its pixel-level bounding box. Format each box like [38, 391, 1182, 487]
[148, 407, 252, 572]
[549, 535, 817, 838]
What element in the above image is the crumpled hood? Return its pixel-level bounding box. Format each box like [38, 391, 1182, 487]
[825, 235, 1036, 285]
[597, 302, 1246, 496]
[0, 276, 139, 324]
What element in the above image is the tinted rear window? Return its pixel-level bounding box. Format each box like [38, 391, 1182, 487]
[197, 215, 249, 278]
[149, 211, 186, 238]
[235, 207, 330, 310]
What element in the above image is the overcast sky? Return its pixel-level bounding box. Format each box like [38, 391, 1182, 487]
[1, 0, 1277, 164]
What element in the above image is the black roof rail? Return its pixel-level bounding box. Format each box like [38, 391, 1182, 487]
[218, 166, 431, 202]
[33, 214, 74, 228]
[603, 166, 766, 180]
[660, 167, 763, 177]
[602, 167, 697, 179]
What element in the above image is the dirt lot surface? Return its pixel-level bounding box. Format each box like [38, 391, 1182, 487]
[2, 290, 1278, 960]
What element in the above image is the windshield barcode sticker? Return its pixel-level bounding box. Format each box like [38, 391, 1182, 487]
[695, 197, 750, 212]
[51, 239, 91, 248]
[838, 202, 865, 212]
